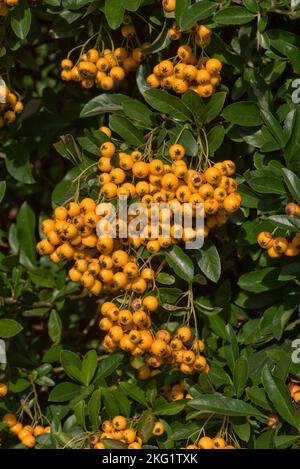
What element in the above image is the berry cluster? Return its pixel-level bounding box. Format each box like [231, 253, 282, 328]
[184, 435, 235, 450]
[289, 383, 300, 403]
[37, 125, 240, 297]
[60, 46, 144, 90]
[2, 413, 51, 448]
[99, 298, 209, 376]
[36, 200, 155, 295]
[91, 416, 164, 449]
[257, 231, 300, 258]
[60, 19, 146, 90]
[0, 84, 23, 127]
[257, 203, 300, 258]
[97, 138, 240, 252]
[168, 22, 212, 45]
[146, 46, 222, 97]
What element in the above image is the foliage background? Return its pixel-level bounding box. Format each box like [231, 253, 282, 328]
[1, 0, 300, 449]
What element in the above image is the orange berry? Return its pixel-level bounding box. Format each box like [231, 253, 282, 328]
[152, 422, 165, 436]
[3, 413, 17, 427]
[198, 436, 213, 449]
[205, 58, 222, 74]
[0, 383, 8, 397]
[257, 232, 273, 249]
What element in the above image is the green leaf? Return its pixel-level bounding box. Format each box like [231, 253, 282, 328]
[93, 353, 123, 382]
[207, 125, 225, 154]
[282, 168, 300, 204]
[17, 202, 37, 268]
[267, 29, 300, 75]
[49, 382, 80, 402]
[28, 268, 56, 288]
[246, 386, 272, 412]
[166, 245, 194, 283]
[0, 319, 23, 338]
[109, 114, 144, 146]
[119, 381, 148, 406]
[179, 1, 217, 30]
[60, 350, 82, 382]
[88, 389, 101, 431]
[274, 435, 300, 449]
[104, 0, 125, 29]
[156, 273, 175, 285]
[224, 324, 239, 372]
[233, 357, 248, 398]
[113, 389, 131, 418]
[48, 310, 62, 344]
[222, 102, 262, 127]
[102, 388, 119, 418]
[143, 89, 191, 121]
[181, 90, 205, 122]
[137, 411, 155, 443]
[232, 418, 251, 442]
[262, 366, 298, 429]
[170, 422, 199, 441]
[80, 94, 122, 118]
[0, 181, 6, 203]
[188, 394, 265, 417]
[255, 430, 274, 449]
[196, 241, 221, 283]
[74, 400, 86, 430]
[121, 96, 155, 128]
[261, 109, 287, 148]
[5, 144, 36, 184]
[153, 400, 186, 416]
[142, 22, 171, 54]
[81, 350, 97, 386]
[10, 1, 32, 39]
[248, 176, 286, 195]
[203, 92, 227, 123]
[238, 268, 282, 293]
[214, 6, 255, 25]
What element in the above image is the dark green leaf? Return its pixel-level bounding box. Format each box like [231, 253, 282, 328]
[0, 319, 23, 338]
[262, 366, 298, 429]
[17, 202, 36, 268]
[179, 1, 217, 30]
[233, 357, 248, 398]
[214, 6, 255, 25]
[166, 245, 194, 283]
[104, 0, 125, 29]
[49, 382, 80, 402]
[143, 89, 191, 121]
[88, 389, 101, 431]
[10, 1, 32, 39]
[222, 102, 262, 127]
[189, 394, 265, 417]
[196, 241, 221, 283]
[48, 310, 62, 344]
[109, 114, 144, 145]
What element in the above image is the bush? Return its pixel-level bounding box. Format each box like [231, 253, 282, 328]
[0, 0, 300, 450]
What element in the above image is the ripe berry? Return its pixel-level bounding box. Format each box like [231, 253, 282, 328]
[0, 383, 8, 397]
[143, 296, 158, 312]
[198, 436, 213, 449]
[152, 422, 165, 436]
[3, 413, 17, 427]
